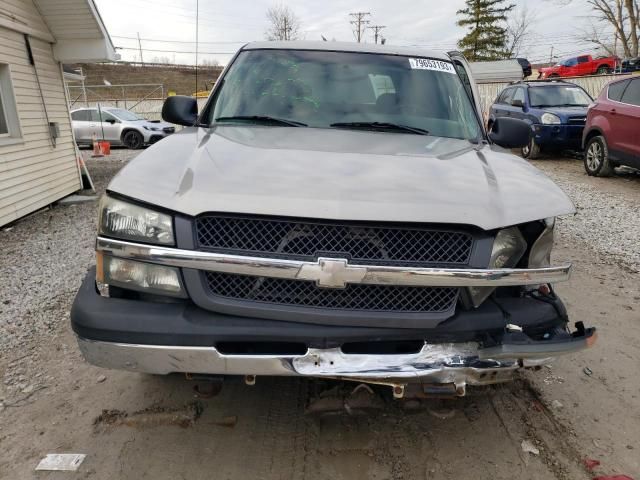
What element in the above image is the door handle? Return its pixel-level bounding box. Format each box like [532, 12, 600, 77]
[610, 109, 616, 115]
[90, 123, 97, 126]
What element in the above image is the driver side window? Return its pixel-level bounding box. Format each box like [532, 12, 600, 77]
[499, 88, 514, 104]
[99, 112, 118, 123]
[512, 88, 525, 104]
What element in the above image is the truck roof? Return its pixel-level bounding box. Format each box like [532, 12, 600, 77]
[241, 41, 450, 61]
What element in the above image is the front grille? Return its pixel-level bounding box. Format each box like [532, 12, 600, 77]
[163, 127, 175, 133]
[567, 116, 586, 125]
[195, 215, 473, 267]
[205, 272, 459, 313]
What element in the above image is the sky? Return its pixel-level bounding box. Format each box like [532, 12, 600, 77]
[94, 0, 608, 66]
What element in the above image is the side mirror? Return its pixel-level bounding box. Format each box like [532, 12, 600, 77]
[162, 95, 198, 126]
[488, 117, 531, 149]
[511, 99, 524, 109]
[105, 118, 116, 124]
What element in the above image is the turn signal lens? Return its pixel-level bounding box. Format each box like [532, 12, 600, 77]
[102, 255, 185, 297]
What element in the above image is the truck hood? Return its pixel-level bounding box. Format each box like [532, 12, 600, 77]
[108, 126, 575, 231]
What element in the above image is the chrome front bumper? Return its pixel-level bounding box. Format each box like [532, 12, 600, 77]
[76, 332, 595, 391]
[96, 237, 572, 288]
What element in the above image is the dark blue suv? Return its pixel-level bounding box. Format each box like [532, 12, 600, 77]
[488, 81, 593, 159]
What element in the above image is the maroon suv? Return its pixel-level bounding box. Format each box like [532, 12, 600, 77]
[582, 76, 640, 176]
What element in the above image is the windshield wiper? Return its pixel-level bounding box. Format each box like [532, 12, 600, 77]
[330, 122, 429, 135]
[215, 115, 307, 127]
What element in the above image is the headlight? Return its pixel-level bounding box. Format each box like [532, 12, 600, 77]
[528, 218, 555, 268]
[99, 196, 174, 245]
[143, 125, 160, 131]
[98, 254, 185, 297]
[541, 112, 561, 125]
[467, 227, 527, 307]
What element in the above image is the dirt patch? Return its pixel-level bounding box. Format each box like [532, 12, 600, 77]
[94, 402, 204, 429]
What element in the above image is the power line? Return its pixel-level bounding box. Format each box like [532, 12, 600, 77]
[111, 35, 248, 44]
[349, 12, 370, 43]
[116, 46, 236, 55]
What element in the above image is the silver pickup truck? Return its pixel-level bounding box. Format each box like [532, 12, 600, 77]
[71, 41, 596, 399]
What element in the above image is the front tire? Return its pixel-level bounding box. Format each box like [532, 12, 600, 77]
[521, 137, 541, 159]
[596, 66, 611, 75]
[123, 130, 144, 149]
[584, 136, 614, 177]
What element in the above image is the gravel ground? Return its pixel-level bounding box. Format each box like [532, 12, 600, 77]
[1, 149, 639, 479]
[0, 149, 132, 352]
[532, 161, 640, 273]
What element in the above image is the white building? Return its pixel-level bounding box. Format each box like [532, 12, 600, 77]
[0, 0, 117, 227]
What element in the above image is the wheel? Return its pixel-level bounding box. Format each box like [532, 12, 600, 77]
[122, 130, 144, 149]
[584, 136, 615, 177]
[596, 66, 611, 75]
[521, 137, 541, 159]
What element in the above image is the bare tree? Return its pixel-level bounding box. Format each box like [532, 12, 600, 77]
[550, 0, 639, 57]
[505, 6, 538, 57]
[265, 4, 301, 41]
[150, 55, 173, 64]
[579, 20, 622, 55]
[200, 58, 220, 67]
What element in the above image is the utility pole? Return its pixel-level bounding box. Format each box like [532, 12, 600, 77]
[349, 12, 370, 43]
[137, 32, 143, 63]
[549, 46, 554, 64]
[195, 0, 199, 93]
[369, 25, 386, 44]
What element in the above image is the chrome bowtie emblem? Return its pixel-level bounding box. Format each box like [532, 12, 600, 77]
[297, 258, 367, 289]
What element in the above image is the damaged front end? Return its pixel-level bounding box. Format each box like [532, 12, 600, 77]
[72, 200, 597, 398]
[76, 319, 595, 399]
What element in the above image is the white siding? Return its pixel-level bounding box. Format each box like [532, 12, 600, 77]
[34, 0, 102, 40]
[0, 2, 81, 227]
[0, 0, 54, 41]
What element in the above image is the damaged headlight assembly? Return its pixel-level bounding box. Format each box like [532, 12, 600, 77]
[528, 218, 555, 269]
[466, 219, 557, 307]
[97, 196, 184, 297]
[467, 226, 528, 307]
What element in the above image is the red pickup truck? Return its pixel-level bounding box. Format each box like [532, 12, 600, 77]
[539, 54, 618, 78]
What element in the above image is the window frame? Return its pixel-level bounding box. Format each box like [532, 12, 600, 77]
[620, 78, 640, 107]
[511, 87, 526, 105]
[0, 63, 23, 146]
[607, 80, 631, 102]
[498, 87, 515, 105]
[71, 110, 90, 121]
[98, 111, 120, 123]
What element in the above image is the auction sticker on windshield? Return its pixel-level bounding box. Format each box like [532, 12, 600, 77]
[408, 58, 456, 74]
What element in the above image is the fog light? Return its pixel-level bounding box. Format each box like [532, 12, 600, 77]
[99, 255, 185, 297]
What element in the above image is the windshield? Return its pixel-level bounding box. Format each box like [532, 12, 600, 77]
[529, 85, 592, 107]
[204, 49, 481, 141]
[108, 109, 143, 121]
